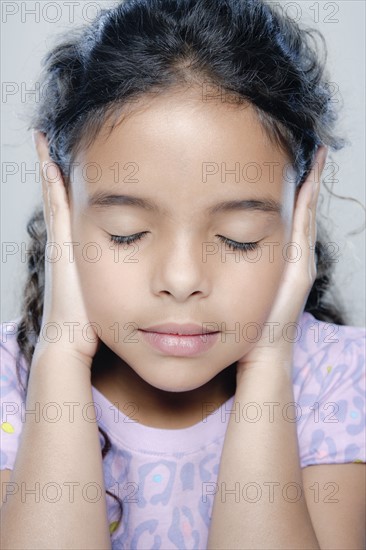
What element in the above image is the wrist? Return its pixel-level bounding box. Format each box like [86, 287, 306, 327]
[31, 344, 94, 374]
[236, 355, 293, 387]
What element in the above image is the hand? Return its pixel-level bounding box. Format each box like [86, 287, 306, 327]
[236, 146, 328, 380]
[32, 131, 101, 368]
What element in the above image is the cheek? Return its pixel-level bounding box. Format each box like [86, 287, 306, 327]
[74, 243, 146, 325]
[70, 215, 128, 313]
[222, 239, 287, 325]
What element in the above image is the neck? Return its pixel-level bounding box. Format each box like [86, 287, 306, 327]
[91, 343, 237, 429]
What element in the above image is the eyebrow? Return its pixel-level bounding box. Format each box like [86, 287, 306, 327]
[88, 192, 282, 216]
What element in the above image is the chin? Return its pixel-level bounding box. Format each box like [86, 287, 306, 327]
[138, 371, 210, 394]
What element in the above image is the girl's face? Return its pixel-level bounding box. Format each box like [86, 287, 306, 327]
[69, 88, 297, 392]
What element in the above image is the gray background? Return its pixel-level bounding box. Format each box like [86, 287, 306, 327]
[1, 1, 365, 326]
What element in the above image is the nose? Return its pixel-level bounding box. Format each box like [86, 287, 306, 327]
[150, 234, 212, 302]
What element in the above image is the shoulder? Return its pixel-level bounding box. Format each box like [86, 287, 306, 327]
[294, 311, 365, 368]
[0, 318, 28, 471]
[293, 311, 365, 399]
[1, 318, 28, 390]
[293, 312, 365, 467]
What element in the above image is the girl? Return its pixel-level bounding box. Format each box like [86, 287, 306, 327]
[1, 0, 365, 548]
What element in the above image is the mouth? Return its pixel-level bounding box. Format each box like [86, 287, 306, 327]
[139, 326, 220, 356]
[139, 322, 220, 336]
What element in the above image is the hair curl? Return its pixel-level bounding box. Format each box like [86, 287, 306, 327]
[13, 0, 357, 537]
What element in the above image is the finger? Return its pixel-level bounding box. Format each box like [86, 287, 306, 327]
[34, 131, 52, 236]
[308, 145, 327, 251]
[269, 149, 325, 325]
[310, 145, 328, 208]
[307, 207, 316, 282]
[33, 131, 72, 246]
[292, 146, 327, 275]
[307, 146, 328, 277]
[41, 162, 75, 268]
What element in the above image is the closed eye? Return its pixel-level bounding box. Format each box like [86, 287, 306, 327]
[109, 232, 149, 245]
[108, 232, 260, 252]
[216, 235, 260, 252]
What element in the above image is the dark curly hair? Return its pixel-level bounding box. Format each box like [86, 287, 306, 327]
[12, 0, 358, 538]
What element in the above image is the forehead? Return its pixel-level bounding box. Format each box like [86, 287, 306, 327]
[72, 88, 295, 211]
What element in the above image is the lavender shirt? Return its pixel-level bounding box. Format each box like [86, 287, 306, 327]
[1, 311, 365, 549]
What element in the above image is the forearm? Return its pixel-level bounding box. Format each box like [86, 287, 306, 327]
[0, 349, 111, 549]
[207, 364, 320, 550]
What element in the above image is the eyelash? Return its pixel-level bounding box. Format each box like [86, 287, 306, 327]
[109, 232, 260, 252]
[109, 232, 148, 246]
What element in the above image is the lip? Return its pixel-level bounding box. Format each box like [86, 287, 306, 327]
[139, 329, 220, 356]
[140, 322, 219, 335]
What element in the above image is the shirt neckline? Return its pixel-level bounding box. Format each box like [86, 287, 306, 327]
[91, 311, 314, 454]
[92, 384, 235, 454]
